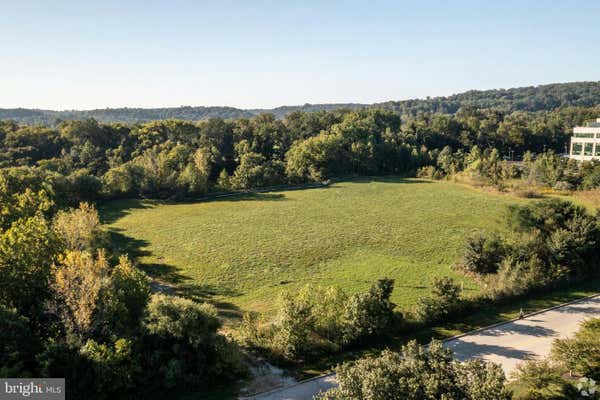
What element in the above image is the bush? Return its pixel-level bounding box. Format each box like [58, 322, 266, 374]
[341, 278, 397, 344]
[272, 292, 316, 359]
[416, 165, 442, 179]
[514, 188, 542, 198]
[141, 294, 245, 389]
[239, 279, 399, 361]
[79, 338, 141, 399]
[553, 180, 574, 192]
[511, 360, 567, 400]
[551, 318, 600, 380]
[316, 340, 510, 400]
[460, 231, 505, 274]
[414, 277, 462, 324]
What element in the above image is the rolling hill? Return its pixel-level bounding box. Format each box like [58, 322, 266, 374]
[2, 80, 600, 125]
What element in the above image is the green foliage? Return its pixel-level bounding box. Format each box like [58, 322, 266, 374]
[241, 279, 399, 361]
[272, 292, 316, 359]
[523, 151, 564, 187]
[79, 338, 140, 399]
[3, 81, 600, 125]
[141, 294, 245, 388]
[511, 360, 567, 400]
[551, 318, 600, 380]
[143, 294, 220, 347]
[316, 340, 510, 400]
[507, 199, 586, 236]
[285, 133, 346, 182]
[460, 231, 505, 274]
[0, 215, 61, 321]
[98, 255, 151, 338]
[342, 278, 397, 344]
[464, 200, 600, 303]
[0, 170, 54, 230]
[230, 152, 284, 189]
[0, 305, 35, 377]
[414, 277, 462, 324]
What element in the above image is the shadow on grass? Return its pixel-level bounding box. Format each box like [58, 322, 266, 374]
[336, 176, 433, 185]
[98, 192, 289, 225]
[98, 176, 432, 226]
[98, 198, 157, 224]
[107, 227, 244, 321]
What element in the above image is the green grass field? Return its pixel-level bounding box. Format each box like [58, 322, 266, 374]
[101, 178, 526, 319]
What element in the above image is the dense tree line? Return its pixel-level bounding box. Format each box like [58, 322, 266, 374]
[2, 81, 599, 125]
[2, 105, 600, 207]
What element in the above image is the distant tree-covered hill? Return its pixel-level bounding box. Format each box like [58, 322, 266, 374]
[2, 81, 599, 125]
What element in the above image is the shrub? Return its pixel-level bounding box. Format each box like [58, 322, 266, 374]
[342, 278, 397, 344]
[416, 165, 442, 179]
[553, 180, 574, 192]
[514, 188, 542, 198]
[551, 318, 600, 380]
[460, 231, 505, 274]
[414, 277, 462, 324]
[239, 279, 399, 361]
[272, 292, 316, 359]
[79, 338, 141, 399]
[143, 294, 220, 347]
[141, 294, 245, 389]
[511, 360, 566, 400]
[316, 340, 510, 400]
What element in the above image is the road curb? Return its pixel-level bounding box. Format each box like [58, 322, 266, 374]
[238, 372, 336, 400]
[239, 292, 600, 399]
[441, 292, 600, 343]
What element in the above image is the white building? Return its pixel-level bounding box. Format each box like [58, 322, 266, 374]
[569, 118, 600, 161]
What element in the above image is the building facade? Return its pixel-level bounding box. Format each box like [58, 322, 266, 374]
[569, 118, 600, 161]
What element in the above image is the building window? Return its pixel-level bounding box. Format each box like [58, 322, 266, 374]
[585, 143, 594, 156]
[573, 143, 583, 155]
[595, 146, 600, 156]
[574, 133, 596, 138]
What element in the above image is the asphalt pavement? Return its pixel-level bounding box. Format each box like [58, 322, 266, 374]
[243, 294, 600, 400]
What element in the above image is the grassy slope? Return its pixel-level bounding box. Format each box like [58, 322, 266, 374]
[101, 177, 526, 319]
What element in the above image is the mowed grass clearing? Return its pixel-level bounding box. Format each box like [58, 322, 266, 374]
[101, 178, 525, 318]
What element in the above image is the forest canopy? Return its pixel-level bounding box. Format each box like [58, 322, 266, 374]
[2, 80, 600, 125]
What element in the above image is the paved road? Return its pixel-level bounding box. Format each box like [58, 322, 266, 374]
[445, 294, 600, 376]
[243, 294, 600, 400]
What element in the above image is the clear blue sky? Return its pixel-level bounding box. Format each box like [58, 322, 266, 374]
[2, 0, 599, 110]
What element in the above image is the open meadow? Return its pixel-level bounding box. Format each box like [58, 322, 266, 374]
[101, 178, 528, 320]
